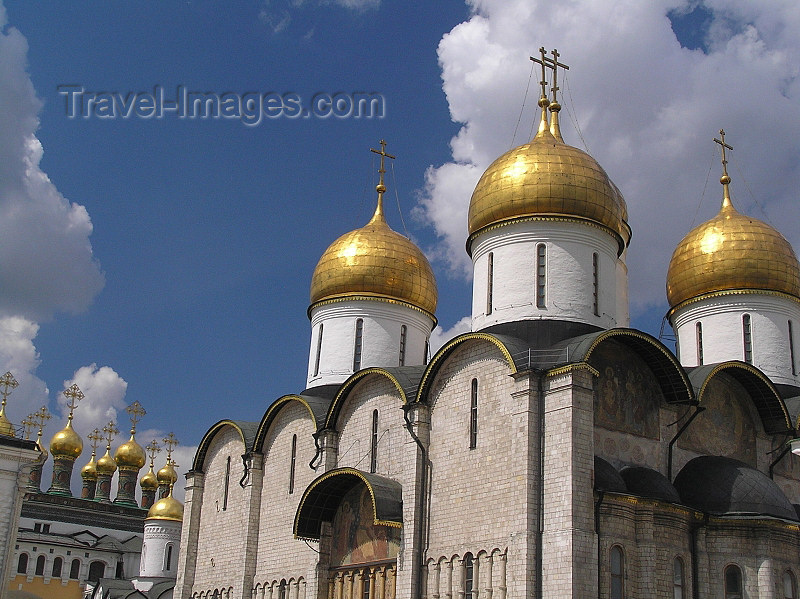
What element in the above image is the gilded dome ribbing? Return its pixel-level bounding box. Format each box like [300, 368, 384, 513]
[140, 467, 158, 491]
[146, 492, 184, 521]
[309, 197, 438, 317]
[114, 433, 146, 469]
[157, 461, 178, 486]
[80, 455, 97, 480]
[50, 421, 83, 460]
[667, 196, 800, 309]
[467, 124, 629, 254]
[96, 449, 118, 475]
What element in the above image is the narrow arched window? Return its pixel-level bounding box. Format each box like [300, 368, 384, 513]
[313, 323, 323, 377]
[278, 580, 288, 599]
[370, 410, 379, 473]
[789, 321, 797, 376]
[353, 319, 364, 371]
[87, 560, 105, 583]
[289, 434, 297, 494]
[592, 252, 599, 316]
[785, 570, 797, 599]
[673, 556, 685, 599]
[464, 553, 474, 599]
[69, 558, 80, 579]
[486, 252, 494, 315]
[17, 553, 27, 574]
[537, 244, 547, 308]
[696, 322, 704, 365]
[610, 546, 624, 599]
[724, 564, 742, 599]
[35, 555, 45, 576]
[469, 379, 478, 449]
[743, 314, 752, 363]
[52, 556, 63, 578]
[362, 570, 371, 599]
[399, 325, 407, 366]
[165, 543, 174, 571]
[223, 456, 230, 511]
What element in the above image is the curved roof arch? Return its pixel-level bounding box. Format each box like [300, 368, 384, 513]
[191, 419, 259, 473]
[552, 328, 694, 405]
[688, 361, 792, 435]
[324, 366, 424, 430]
[293, 467, 403, 540]
[253, 394, 327, 453]
[416, 333, 529, 405]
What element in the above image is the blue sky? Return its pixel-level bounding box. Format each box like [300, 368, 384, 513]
[1, 1, 799, 496]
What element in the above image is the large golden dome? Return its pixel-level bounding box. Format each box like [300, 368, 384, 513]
[146, 493, 184, 522]
[467, 127, 629, 254]
[667, 195, 800, 309]
[50, 421, 83, 460]
[114, 434, 146, 470]
[309, 198, 438, 317]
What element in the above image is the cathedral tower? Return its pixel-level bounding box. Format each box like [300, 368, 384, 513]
[114, 402, 147, 506]
[467, 49, 630, 334]
[306, 142, 438, 388]
[667, 131, 800, 390]
[140, 485, 183, 579]
[47, 384, 84, 496]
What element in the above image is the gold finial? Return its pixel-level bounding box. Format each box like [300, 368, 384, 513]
[0, 371, 19, 436]
[529, 47, 552, 138]
[102, 420, 120, 450]
[146, 440, 161, 468]
[32, 406, 51, 445]
[125, 401, 146, 435]
[368, 140, 396, 224]
[162, 432, 178, 462]
[545, 48, 569, 141]
[62, 384, 84, 423]
[714, 129, 734, 207]
[87, 428, 103, 455]
[22, 415, 36, 440]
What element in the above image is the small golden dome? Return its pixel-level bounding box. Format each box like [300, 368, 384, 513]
[80, 456, 97, 480]
[667, 197, 800, 309]
[96, 448, 118, 474]
[157, 461, 178, 485]
[467, 129, 629, 253]
[146, 492, 184, 522]
[0, 410, 13, 436]
[114, 434, 146, 470]
[309, 199, 438, 317]
[140, 467, 158, 491]
[50, 421, 83, 460]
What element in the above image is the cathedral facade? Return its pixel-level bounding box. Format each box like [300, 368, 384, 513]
[174, 52, 800, 599]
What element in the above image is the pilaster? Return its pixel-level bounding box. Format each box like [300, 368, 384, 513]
[175, 471, 205, 599]
[240, 452, 264, 598]
[317, 429, 339, 472]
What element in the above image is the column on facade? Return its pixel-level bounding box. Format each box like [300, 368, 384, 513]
[174, 471, 205, 599]
[239, 453, 263, 599]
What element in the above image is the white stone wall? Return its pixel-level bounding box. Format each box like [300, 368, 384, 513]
[189, 425, 250, 598]
[671, 293, 800, 387]
[141, 519, 181, 578]
[253, 401, 319, 595]
[307, 301, 434, 388]
[470, 220, 622, 331]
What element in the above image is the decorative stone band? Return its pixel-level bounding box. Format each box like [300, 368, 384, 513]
[47, 455, 76, 496]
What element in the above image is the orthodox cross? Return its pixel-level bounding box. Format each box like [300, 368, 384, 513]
[163, 432, 179, 463]
[22, 415, 35, 439]
[32, 406, 51, 440]
[103, 420, 120, 450]
[0, 371, 18, 411]
[370, 139, 395, 189]
[87, 428, 103, 454]
[125, 401, 146, 434]
[713, 129, 733, 179]
[529, 47, 551, 101]
[146, 440, 162, 467]
[545, 48, 569, 104]
[63, 384, 84, 422]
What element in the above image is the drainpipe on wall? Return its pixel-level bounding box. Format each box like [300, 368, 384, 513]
[667, 406, 705, 481]
[404, 404, 428, 599]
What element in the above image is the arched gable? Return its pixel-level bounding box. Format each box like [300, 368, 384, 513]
[417, 333, 527, 405]
[191, 420, 258, 473]
[556, 328, 694, 405]
[253, 394, 325, 452]
[689, 361, 792, 435]
[324, 367, 423, 430]
[294, 467, 402, 541]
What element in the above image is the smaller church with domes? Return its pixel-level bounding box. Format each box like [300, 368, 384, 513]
[176, 48, 800, 599]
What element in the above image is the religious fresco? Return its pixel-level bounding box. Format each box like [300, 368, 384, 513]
[330, 484, 400, 567]
[678, 375, 756, 466]
[592, 342, 662, 439]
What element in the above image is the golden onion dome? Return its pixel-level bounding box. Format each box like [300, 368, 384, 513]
[467, 123, 629, 254]
[146, 492, 184, 522]
[0, 409, 13, 436]
[309, 197, 438, 317]
[80, 455, 97, 480]
[157, 461, 178, 486]
[667, 194, 800, 310]
[49, 421, 83, 460]
[96, 448, 118, 475]
[140, 466, 158, 491]
[114, 433, 146, 469]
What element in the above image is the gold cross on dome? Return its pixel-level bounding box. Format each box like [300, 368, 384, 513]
[103, 421, 119, 449]
[529, 47, 550, 101]
[32, 406, 51, 436]
[87, 428, 103, 452]
[0, 371, 18, 407]
[713, 129, 733, 178]
[370, 139, 395, 188]
[545, 48, 569, 104]
[125, 401, 146, 433]
[22, 415, 35, 439]
[162, 432, 178, 461]
[62, 384, 84, 421]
